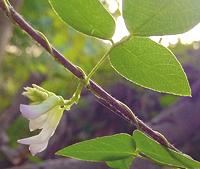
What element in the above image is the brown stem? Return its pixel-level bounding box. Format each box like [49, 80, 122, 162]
[0, 0, 177, 151]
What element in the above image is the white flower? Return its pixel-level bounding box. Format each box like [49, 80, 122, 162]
[18, 95, 65, 155]
[20, 95, 61, 119]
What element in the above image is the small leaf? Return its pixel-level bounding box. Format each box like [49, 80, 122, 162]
[109, 36, 191, 96]
[133, 130, 200, 168]
[106, 157, 134, 169]
[57, 134, 136, 162]
[123, 0, 200, 36]
[49, 0, 115, 39]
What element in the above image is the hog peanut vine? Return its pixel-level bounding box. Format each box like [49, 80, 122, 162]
[1, 0, 200, 169]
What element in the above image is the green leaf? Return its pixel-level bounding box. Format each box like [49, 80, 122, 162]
[49, 0, 115, 39]
[133, 130, 200, 168]
[109, 36, 191, 96]
[106, 157, 134, 169]
[123, 0, 200, 36]
[57, 134, 136, 162]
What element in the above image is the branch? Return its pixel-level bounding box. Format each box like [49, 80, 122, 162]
[0, 0, 176, 150]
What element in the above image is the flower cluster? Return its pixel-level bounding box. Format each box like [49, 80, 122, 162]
[17, 85, 68, 155]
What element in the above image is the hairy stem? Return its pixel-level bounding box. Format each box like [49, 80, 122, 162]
[0, 0, 177, 151]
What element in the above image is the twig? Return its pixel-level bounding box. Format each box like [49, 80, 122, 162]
[0, 0, 177, 151]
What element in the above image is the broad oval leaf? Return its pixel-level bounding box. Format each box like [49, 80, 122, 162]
[106, 157, 134, 169]
[57, 134, 136, 162]
[123, 0, 200, 36]
[133, 130, 200, 168]
[109, 37, 191, 96]
[49, 0, 115, 39]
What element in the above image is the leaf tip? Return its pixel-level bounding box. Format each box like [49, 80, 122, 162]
[55, 149, 63, 156]
[179, 81, 192, 97]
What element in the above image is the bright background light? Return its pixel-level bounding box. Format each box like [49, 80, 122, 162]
[106, 0, 200, 46]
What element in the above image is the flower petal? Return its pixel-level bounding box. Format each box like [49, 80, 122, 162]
[29, 114, 47, 131]
[17, 124, 54, 145]
[17, 135, 40, 145]
[20, 95, 61, 119]
[29, 141, 48, 156]
[18, 106, 64, 147]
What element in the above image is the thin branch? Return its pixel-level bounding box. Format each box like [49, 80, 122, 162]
[0, 0, 177, 151]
